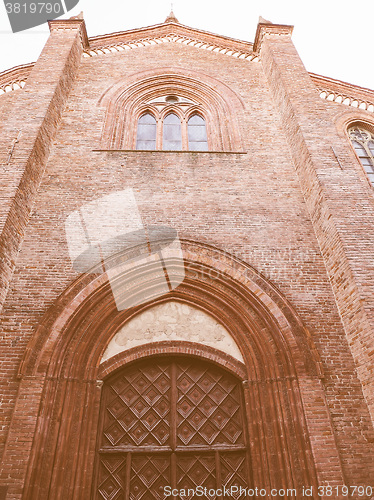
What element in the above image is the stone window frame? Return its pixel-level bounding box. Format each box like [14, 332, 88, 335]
[135, 100, 209, 151]
[348, 122, 374, 188]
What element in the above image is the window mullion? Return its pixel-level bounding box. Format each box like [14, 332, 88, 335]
[361, 143, 374, 176]
[362, 142, 373, 159]
[181, 117, 188, 150]
[364, 144, 374, 165]
[156, 118, 163, 150]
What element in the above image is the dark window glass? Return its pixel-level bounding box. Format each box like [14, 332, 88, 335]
[360, 158, 372, 166]
[349, 128, 374, 186]
[163, 113, 182, 150]
[352, 141, 368, 158]
[188, 114, 208, 151]
[136, 113, 157, 150]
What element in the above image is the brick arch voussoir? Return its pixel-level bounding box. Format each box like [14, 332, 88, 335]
[98, 341, 248, 381]
[98, 67, 244, 151]
[19, 240, 323, 385]
[345, 118, 374, 137]
[19, 240, 326, 499]
[334, 109, 374, 138]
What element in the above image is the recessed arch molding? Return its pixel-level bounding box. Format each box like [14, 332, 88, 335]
[5, 240, 345, 499]
[98, 67, 244, 151]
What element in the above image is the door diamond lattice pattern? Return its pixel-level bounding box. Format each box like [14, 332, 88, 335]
[96, 358, 251, 499]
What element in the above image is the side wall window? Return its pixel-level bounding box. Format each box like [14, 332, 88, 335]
[348, 126, 374, 186]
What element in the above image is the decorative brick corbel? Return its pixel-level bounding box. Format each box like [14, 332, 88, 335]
[48, 17, 89, 50]
[253, 18, 293, 55]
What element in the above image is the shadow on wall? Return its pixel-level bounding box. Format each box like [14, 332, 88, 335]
[65, 188, 185, 310]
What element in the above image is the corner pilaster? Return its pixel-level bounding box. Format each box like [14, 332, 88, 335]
[253, 19, 293, 54]
[0, 17, 88, 314]
[256, 19, 374, 425]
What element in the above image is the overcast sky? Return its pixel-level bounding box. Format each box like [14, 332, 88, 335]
[0, 0, 373, 90]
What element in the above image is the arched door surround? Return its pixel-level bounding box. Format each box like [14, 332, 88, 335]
[10, 241, 344, 499]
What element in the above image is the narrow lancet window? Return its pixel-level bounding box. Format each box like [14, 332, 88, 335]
[163, 113, 182, 150]
[188, 114, 208, 151]
[136, 113, 157, 150]
[349, 127, 374, 186]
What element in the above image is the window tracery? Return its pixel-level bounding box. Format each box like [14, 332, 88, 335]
[348, 126, 374, 186]
[99, 69, 244, 151]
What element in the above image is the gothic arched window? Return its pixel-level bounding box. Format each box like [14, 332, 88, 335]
[188, 114, 208, 151]
[163, 113, 182, 150]
[136, 113, 157, 150]
[348, 126, 374, 186]
[101, 70, 244, 151]
[95, 357, 251, 498]
[133, 95, 212, 151]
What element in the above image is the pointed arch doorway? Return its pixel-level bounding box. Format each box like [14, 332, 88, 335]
[13, 242, 346, 499]
[96, 356, 252, 499]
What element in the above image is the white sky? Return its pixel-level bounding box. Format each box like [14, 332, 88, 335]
[0, 0, 373, 90]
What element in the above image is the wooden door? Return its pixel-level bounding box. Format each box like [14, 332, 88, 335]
[95, 358, 251, 499]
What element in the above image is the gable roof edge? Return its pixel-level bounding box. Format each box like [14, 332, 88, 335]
[87, 21, 254, 53]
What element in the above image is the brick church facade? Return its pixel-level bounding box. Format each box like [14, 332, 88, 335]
[0, 12, 374, 499]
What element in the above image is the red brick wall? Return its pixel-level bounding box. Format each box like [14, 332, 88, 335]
[259, 27, 374, 422]
[0, 19, 373, 498]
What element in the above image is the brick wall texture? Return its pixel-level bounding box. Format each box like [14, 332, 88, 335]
[0, 17, 373, 499]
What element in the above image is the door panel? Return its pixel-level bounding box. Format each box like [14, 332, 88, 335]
[96, 358, 251, 499]
[130, 454, 170, 500]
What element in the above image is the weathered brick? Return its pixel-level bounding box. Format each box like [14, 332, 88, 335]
[0, 15, 373, 500]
